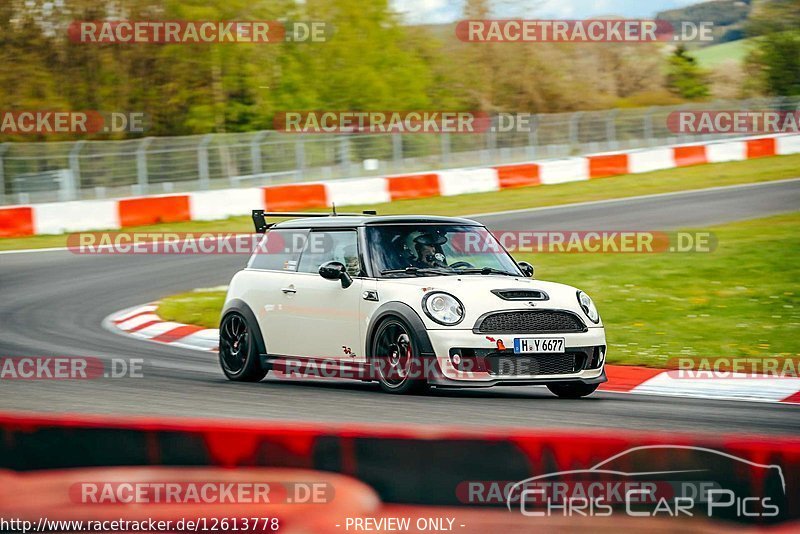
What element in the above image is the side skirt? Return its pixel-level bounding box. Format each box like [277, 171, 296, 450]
[264, 354, 375, 382]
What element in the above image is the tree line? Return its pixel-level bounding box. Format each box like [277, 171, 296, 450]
[0, 0, 796, 140]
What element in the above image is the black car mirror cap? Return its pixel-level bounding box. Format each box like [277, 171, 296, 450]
[517, 261, 535, 278]
[319, 261, 353, 288]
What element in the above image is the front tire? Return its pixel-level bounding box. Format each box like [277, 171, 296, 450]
[371, 317, 429, 394]
[547, 382, 599, 399]
[219, 312, 268, 382]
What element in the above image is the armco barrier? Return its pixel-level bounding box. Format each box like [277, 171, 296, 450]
[628, 147, 674, 174]
[588, 154, 629, 178]
[1, 134, 799, 238]
[189, 187, 261, 221]
[494, 163, 540, 188]
[0, 412, 798, 523]
[706, 141, 747, 163]
[0, 206, 33, 237]
[538, 157, 589, 184]
[34, 199, 120, 235]
[387, 173, 441, 200]
[118, 195, 191, 227]
[673, 145, 708, 167]
[777, 135, 800, 155]
[747, 137, 776, 159]
[263, 183, 327, 211]
[437, 168, 499, 196]
[324, 177, 390, 206]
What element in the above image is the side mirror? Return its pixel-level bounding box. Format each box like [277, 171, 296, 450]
[319, 261, 353, 288]
[518, 261, 534, 278]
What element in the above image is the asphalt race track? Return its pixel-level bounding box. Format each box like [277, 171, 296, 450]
[1, 179, 799, 434]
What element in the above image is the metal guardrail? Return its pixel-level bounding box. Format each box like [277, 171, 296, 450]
[2, 97, 798, 205]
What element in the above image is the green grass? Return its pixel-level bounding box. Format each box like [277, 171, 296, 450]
[157, 212, 800, 367]
[2, 153, 799, 251]
[158, 290, 227, 330]
[693, 38, 753, 68]
[515, 212, 800, 366]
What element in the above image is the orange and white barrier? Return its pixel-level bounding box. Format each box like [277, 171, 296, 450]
[1, 134, 799, 238]
[627, 147, 675, 173]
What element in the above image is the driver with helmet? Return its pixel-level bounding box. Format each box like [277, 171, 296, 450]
[412, 232, 448, 268]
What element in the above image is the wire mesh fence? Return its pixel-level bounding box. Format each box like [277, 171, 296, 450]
[2, 96, 798, 205]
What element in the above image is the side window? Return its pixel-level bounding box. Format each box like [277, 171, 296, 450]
[297, 230, 361, 276]
[248, 229, 309, 271]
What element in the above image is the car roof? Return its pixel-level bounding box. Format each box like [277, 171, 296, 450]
[273, 214, 482, 229]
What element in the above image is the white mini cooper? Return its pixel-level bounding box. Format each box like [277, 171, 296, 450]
[219, 211, 606, 397]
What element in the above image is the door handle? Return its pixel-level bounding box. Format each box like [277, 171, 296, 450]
[281, 286, 297, 294]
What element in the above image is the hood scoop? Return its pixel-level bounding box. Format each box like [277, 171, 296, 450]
[491, 289, 549, 301]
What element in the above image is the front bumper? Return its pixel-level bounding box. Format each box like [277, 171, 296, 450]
[425, 327, 607, 387]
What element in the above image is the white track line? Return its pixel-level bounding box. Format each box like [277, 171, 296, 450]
[466, 177, 800, 219]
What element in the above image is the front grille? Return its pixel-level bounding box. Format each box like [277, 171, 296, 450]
[474, 310, 586, 333]
[487, 353, 577, 376]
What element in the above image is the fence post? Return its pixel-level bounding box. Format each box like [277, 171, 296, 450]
[0, 143, 7, 200]
[251, 131, 267, 176]
[526, 114, 539, 159]
[136, 137, 152, 195]
[392, 133, 403, 170]
[198, 134, 213, 190]
[439, 132, 451, 166]
[295, 136, 306, 180]
[339, 136, 351, 177]
[486, 116, 497, 164]
[569, 111, 582, 150]
[66, 140, 84, 201]
[606, 109, 619, 151]
[643, 108, 652, 143]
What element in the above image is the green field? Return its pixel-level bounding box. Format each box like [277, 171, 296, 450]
[2, 152, 800, 252]
[158, 290, 227, 331]
[157, 212, 800, 368]
[693, 38, 754, 68]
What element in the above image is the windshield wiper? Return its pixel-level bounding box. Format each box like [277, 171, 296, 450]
[380, 267, 451, 277]
[454, 267, 517, 276]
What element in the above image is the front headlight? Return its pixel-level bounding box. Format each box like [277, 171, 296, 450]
[423, 292, 465, 326]
[577, 290, 600, 324]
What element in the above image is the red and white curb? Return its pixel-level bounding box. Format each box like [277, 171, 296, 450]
[104, 303, 219, 352]
[602, 365, 800, 405]
[106, 303, 800, 405]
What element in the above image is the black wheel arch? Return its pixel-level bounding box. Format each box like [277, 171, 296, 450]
[221, 299, 267, 356]
[367, 302, 436, 359]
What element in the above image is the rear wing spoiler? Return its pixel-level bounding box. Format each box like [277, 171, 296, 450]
[251, 209, 378, 233]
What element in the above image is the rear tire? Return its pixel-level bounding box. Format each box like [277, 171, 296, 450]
[547, 382, 599, 399]
[371, 317, 429, 395]
[219, 312, 268, 382]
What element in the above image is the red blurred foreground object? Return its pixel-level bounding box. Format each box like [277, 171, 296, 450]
[1, 467, 796, 533]
[0, 467, 379, 533]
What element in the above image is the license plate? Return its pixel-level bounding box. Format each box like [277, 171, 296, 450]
[513, 337, 565, 354]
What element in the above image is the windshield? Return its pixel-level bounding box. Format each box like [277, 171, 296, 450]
[367, 224, 522, 277]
